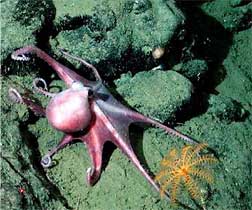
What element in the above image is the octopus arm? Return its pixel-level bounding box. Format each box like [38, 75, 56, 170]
[80, 112, 112, 186]
[11, 46, 92, 87]
[8, 88, 46, 116]
[97, 99, 196, 144]
[92, 102, 171, 198]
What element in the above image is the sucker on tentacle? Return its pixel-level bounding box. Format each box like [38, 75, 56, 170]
[11, 45, 91, 87]
[10, 46, 198, 202]
[11, 53, 30, 61]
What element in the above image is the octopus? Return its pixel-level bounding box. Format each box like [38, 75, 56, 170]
[9, 46, 196, 199]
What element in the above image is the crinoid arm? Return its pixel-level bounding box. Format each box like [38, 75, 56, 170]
[190, 168, 214, 184]
[189, 154, 218, 167]
[184, 174, 201, 200]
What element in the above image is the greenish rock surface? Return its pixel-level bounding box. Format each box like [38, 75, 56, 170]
[207, 94, 246, 123]
[53, 0, 96, 19]
[173, 59, 208, 82]
[230, 0, 245, 7]
[201, 0, 252, 31]
[177, 110, 252, 209]
[115, 70, 193, 122]
[216, 29, 252, 106]
[1, 0, 252, 209]
[1, 76, 66, 210]
[29, 120, 173, 210]
[0, 0, 53, 65]
[51, 0, 184, 76]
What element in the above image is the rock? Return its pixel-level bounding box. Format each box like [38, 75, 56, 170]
[217, 29, 252, 105]
[177, 110, 252, 210]
[0, 0, 53, 66]
[173, 59, 208, 82]
[1, 76, 66, 210]
[51, 0, 184, 76]
[115, 70, 193, 122]
[201, 0, 252, 31]
[230, 0, 247, 7]
[207, 94, 246, 123]
[53, 0, 96, 20]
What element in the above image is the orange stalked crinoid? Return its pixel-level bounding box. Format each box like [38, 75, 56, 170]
[155, 143, 217, 203]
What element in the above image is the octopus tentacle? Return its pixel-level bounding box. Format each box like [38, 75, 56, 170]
[128, 111, 197, 144]
[33, 78, 56, 97]
[80, 104, 111, 186]
[92, 102, 170, 198]
[11, 46, 89, 87]
[113, 132, 171, 200]
[59, 49, 102, 81]
[11, 53, 30, 61]
[41, 134, 73, 168]
[8, 88, 24, 103]
[85, 140, 103, 186]
[8, 88, 46, 116]
[96, 101, 197, 144]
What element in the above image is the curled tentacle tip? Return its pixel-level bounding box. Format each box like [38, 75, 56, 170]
[11, 53, 30, 61]
[33, 78, 56, 97]
[8, 88, 23, 104]
[41, 155, 52, 168]
[33, 78, 48, 91]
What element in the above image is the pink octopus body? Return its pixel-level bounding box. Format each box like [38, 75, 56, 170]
[46, 82, 91, 133]
[9, 46, 196, 200]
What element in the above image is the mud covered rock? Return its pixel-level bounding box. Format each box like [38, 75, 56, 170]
[115, 70, 193, 122]
[173, 59, 208, 82]
[201, 0, 252, 31]
[230, 0, 250, 7]
[1, 0, 252, 209]
[51, 0, 184, 76]
[207, 94, 246, 123]
[53, 0, 95, 19]
[0, 76, 66, 210]
[177, 111, 252, 210]
[0, 0, 53, 66]
[216, 29, 252, 105]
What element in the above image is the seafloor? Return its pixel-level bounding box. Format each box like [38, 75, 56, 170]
[1, 0, 252, 210]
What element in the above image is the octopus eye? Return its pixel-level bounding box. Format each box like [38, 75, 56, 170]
[71, 81, 84, 90]
[88, 89, 94, 98]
